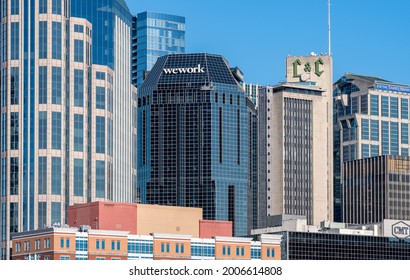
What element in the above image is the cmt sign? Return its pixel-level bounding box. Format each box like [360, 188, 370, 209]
[392, 221, 410, 239]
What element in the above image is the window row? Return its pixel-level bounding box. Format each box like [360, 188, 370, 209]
[95, 239, 121, 251]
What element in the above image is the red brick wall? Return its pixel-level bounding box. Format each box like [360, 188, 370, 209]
[68, 202, 137, 234]
[199, 220, 232, 238]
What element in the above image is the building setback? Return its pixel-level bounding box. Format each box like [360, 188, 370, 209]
[0, 0, 136, 259]
[137, 53, 258, 236]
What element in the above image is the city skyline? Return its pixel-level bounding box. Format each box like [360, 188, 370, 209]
[128, 0, 410, 86]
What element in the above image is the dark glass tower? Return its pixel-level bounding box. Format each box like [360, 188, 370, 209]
[137, 53, 257, 236]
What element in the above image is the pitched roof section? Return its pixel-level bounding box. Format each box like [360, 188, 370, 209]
[335, 73, 391, 85]
[140, 53, 240, 92]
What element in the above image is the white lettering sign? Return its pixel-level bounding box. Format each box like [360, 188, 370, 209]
[163, 64, 205, 75]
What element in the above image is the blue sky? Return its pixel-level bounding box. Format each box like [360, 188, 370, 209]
[127, 0, 410, 86]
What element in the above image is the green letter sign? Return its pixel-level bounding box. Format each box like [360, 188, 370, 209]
[293, 59, 301, 77]
[315, 58, 324, 77]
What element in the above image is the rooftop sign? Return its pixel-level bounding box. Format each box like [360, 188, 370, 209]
[376, 83, 410, 94]
[384, 219, 410, 239]
[392, 221, 410, 239]
[163, 64, 205, 75]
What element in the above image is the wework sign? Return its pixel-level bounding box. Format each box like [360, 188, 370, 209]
[163, 64, 205, 75]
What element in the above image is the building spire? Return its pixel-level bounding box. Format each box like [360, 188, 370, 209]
[328, 0, 332, 55]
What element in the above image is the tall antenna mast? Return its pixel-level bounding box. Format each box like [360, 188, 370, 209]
[328, 0, 331, 55]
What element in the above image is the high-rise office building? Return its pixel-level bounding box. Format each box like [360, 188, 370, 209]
[133, 11, 185, 87]
[0, 0, 135, 259]
[334, 73, 410, 222]
[243, 83, 262, 108]
[258, 55, 333, 227]
[137, 53, 258, 236]
[343, 155, 410, 224]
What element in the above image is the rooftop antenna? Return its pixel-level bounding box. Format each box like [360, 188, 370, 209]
[328, 0, 332, 55]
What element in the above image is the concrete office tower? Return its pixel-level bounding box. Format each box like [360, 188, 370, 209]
[259, 55, 333, 227]
[334, 74, 410, 222]
[0, 0, 135, 259]
[137, 53, 258, 236]
[133, 12, 185, 87]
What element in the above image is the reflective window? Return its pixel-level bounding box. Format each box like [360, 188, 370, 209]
[402, 123, 408, 144]
[1, 113, 6, 151]
[38, 66, 47, 104]
[402, 148, 409, 156]
[371, 145, 379, 157]
[52, 22, 62, 59]
[74, 24, 83, 33]
[52, 66, 62, 104]
[38, 157, 47, 195]
[74, 69, 83, 107]
[1, 69, 6, 106]
[74, 39, 84, 62]
[38, 111, 47, 149]
[370, 120, 379, 141]
[11, 0, 19, 15]
[382, 121, 389, 155]
[362, 144, 370, 158]
[361, 119, 369, 140]
[401, 98, 408, 119]
[52, 112, 61, 149]
[10, 202, 18, 233]
[11, 22, 19, 60]
[51, 202, 61, 225]
[39, 21, 48, 59]
[51, 157, 61, 195]
[391, 122, 399, 155]
[38, 202, 47, 229]
[350, 144, 357, 160]
[10, 67, 19, 105]
[96, 72, 105, 80]
[96, 160, 105, 198]
[96, 86, 105, 109]
[52, 0, 61, 15]
[10, 157, 18, 195]
[360, 95, 368, 114]
[10, 112, 18, 150]
[390, 97, 398, 118]
[96, 116, 105, 153]
[39, 0, 47, 13]
[74, 114, 83, 151]
[370, 94, 379, 116]
[74, 159, 83, 196]
[381, 96, 389, 117]
[351, 97, 358, 114]
[1, 158, 6, 196]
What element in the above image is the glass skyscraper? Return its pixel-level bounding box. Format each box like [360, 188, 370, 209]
[334, 73, 410, 222]
[137, 53, 258, 236]
[133, 11, 185, 87]
[0, 0, 136, 259]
